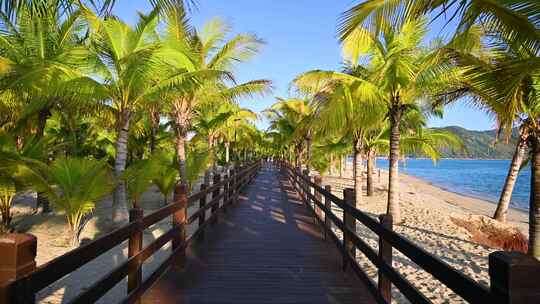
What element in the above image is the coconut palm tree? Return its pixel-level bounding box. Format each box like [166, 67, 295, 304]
[0, 131, 51, 231]
[265, 98, 316, 170]
[293, 68, 386, 206]
[436, 37, 540, 257]
[152, 152, 178, 205]
[20, 157, 113, 245]
[338, 0, 540, 55]
[194, 102, 257, 174]
[73, 7, 212, 224]
[0, 0, 98, 213]
[338, 18, 451, 222]
[0, 0, 198, 19]
[160, 9, 271, 183]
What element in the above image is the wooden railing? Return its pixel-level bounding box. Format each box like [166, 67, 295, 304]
[0, 160, 261, 304]
[281, 161, 540, 304]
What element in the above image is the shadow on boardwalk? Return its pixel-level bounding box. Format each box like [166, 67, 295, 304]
[143, 165, 374, 304]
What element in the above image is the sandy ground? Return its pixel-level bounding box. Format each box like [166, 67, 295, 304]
[9, 174, 216, 304]
[322, 167, 528, 304]
[7, 164, 529, 304]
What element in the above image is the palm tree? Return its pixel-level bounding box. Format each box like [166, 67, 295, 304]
[294, 67, 386, 206]
[0, 1, 97, 213]
[194, 102, 257, 174]
[152, 153, 178, 205]
[0, 132, 51, 231]
[338, 18, 449, 222]
[74, 7, 209, 224]
[20, 157, 113, 245]
[436, 37, 540, 257]
[338, 0, 540, 55]
[0, 0, 198, 19]
[265, 98, 316, 170]
[160, 9, 271, 183]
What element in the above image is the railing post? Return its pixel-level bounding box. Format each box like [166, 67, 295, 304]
[324, 185, 332, 241]
[343, 188, 355, 271]
[489, 251, 540, 303]
[0, 234, 37, 304]
[314, 176, 323, 221]
[172, 183, 188, 270]
[198, 184, 207, 240]
[128, 208, 143, 301]
[211, 174, 221, 223]
[378, 214, 393, 303]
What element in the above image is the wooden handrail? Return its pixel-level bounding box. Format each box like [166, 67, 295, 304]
[280, 160, 540, 304]
[0, 160, 262, 304]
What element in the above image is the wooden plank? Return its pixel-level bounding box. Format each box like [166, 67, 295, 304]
[286, 163, 490, 304]
[143, 165, 374, 304]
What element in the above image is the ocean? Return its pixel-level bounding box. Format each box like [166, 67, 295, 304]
[375, 159, 531, 211]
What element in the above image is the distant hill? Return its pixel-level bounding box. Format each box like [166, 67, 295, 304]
[433, 126, 518, 159]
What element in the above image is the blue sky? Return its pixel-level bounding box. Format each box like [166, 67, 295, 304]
[113, 0, 496, 131]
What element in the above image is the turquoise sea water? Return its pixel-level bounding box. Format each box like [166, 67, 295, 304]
[375, 159, 531, 211]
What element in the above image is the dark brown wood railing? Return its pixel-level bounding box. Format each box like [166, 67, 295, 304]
[281, 161, 540, 304]
[0, 160, 261, 304]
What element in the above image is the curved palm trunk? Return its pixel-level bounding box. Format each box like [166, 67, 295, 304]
[0, 195, 14, 232]
[225, 142, 230, 164]
[494, 137, 527, 222]
[204, 137, 213, 185]
[112, 114, 130, 225]
[387, 106, 402, 223]
[529, 137, 540, 259]
[36, 108, 51, 214]
[353, 140, 363, 207]
[366, 148, 375, 197]
[306, 132, 312, 175]
[149, 109, 160, 153]
[173, 99, 190, 185]
[176, 131, 187, 183]
[340, 156, 345, 177]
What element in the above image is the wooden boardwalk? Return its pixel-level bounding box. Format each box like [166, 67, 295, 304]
[143, 165, 374, 303]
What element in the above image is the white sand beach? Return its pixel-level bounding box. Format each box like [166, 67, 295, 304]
[8, 166, 529, 303]
[322, 168, 528, 303]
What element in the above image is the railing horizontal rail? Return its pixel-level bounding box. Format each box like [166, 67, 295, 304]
[142, 203, 182, 229]
[283, 162, 496, 304]
[121, 244, 183, 304]
[27, 221, 139, 292]
[287, 171, 385, 304]
[2, 160, 262, 304]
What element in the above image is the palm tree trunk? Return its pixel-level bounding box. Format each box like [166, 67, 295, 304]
[173, 99, 190, 184]
[225, 142, 230, 163]
[340, 156, 345, 177]
[529, 137, 540, 259]
[112, 114, 130, 225]
[36, 108, 51, 214]
[494, 137, 527, 222]
[330, 155, 335, 176]
[150, 109, 160, 153]
[306, 132, 312, 175]
[387, 105, 402, 222]
[176, 131, 187, 183]
[367, 148, 375, 197]
[353, 140, 363, 207]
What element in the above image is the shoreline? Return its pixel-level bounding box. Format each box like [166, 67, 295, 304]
[323, 168, 528, 303]
[401, 171, 530, 215]
[329, 168, 529, 220]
